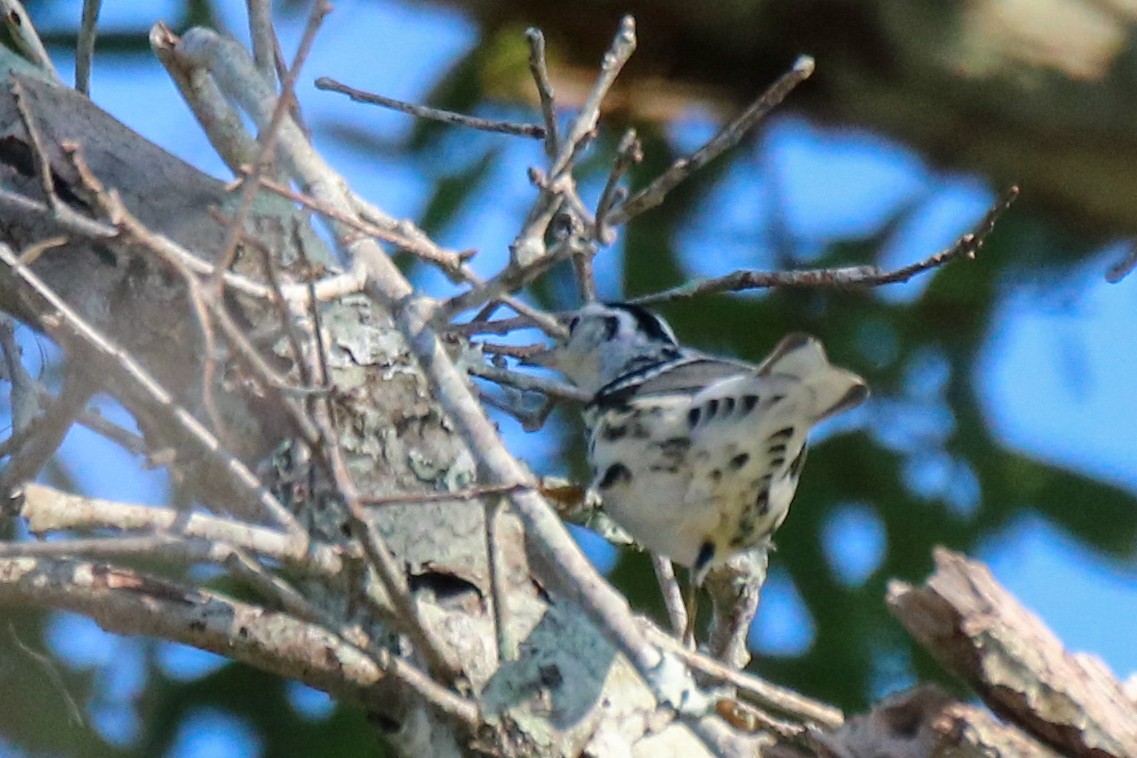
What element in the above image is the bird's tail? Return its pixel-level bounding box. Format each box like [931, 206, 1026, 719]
[759, 333, 869, 421]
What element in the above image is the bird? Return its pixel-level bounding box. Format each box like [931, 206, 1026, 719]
[532, 301, 868, 596]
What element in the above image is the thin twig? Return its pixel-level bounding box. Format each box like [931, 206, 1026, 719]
[494, 17, 636, 301]
[595, 128, 642, 243]
[525, 28, 559, 157]
[360, 481, 531, 506]
[484, 496, 513, 662]
[0, 534, 331, 606]
[243, 228, 311, 387]
[475, 384, 556, 432]
[75, 0, 102, 95]
[322, 419, 462, 685]
[0, 369, 147, 461]
[10, 80, 61, 213]
[467, 363, 591, 404]
[441, 233, 568, 319]
[316, 77, 545, 139]
[445, 314, 550, 338]
[254, 174, 467, 272]
[476, 341, 546, 360]
[291, 220, 333, 429]
[609, 55, 815, 226]
[632, 186, 1020, 306]
[222, 545, 326, 623]
[643, 621, 845, 730]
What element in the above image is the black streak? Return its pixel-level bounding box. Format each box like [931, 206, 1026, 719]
[694, 541, 715, 577]
[598, 463, 631, 489]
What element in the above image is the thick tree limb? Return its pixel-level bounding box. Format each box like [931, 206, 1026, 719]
[887, 547, 1137, 758]
[0, 556, 478, 728]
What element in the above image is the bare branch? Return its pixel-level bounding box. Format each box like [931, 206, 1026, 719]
[609, 55, 814, 226]
[18, 483, 343, 575]
[0, 179, 363, 306]
[467, 362, 591, 404]
[360, 481, 531, 506]
[316, 77, 546, 139]
[254, 174, 468, 273]
[525, 28, 559, 157]
[704, 550, 766, 670]
[0, 314, 37, 434]
[632, 186, 1019, 306]
[444, 314, 552, 338]
[551, 15, 636, 178]
[595, 128, 642, 243]
[0, 556, 479, 727]
[75, 0, 102, 95]
[11, 79, 62, 213]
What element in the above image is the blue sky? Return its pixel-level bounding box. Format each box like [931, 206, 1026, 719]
[6, 0, 1137, 753]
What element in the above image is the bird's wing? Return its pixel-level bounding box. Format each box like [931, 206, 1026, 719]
[680, 336, 867, 546]
[630, 356, 750, 396]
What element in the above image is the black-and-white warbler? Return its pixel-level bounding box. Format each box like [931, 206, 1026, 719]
[535, 302, 868, 584]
